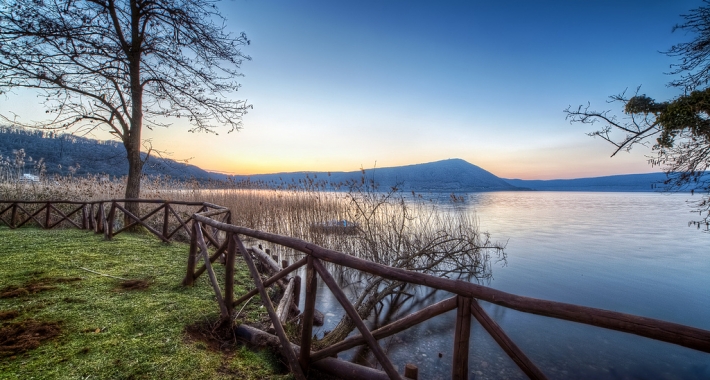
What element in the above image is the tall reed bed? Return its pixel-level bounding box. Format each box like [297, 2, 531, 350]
[2, 174, 503, 346]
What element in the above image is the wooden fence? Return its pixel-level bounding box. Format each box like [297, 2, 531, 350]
[1, 199, 709, 380]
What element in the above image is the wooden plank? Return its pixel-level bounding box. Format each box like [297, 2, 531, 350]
[198, 208, 231, 218]
[100, 203, 108, 237]
[166, 204, 192, 240]
[15, 203, 46, 228]
[0, 203, 12, 227]
[234, 234, 306, 380]
[235, 323, 391, 380]
[112, 203, 166, 237]
[276, 279, 296, 323]
[194, 222, 229, 318]
[47, 204, 83, 229]
[251, 245, 282, 274]
[232, 257, 307, 307]
[107, 201, 116, 239]
[224, 232, 236, 318]
[45, 202, 51, 228]
[10, 203, 17, 228]
[470, 299, 547, 380]
[452, 296, 472, 380]
[113, 203, 170, 243]
[200, 223, 220, 248]
[311, 295, 457, 362]
[82, 204, 88, 229]
[311, 258, 402, 380]
[191, 215, 710, 354]
[249, 246, 287, 291]
[193, 239, 229, 280]
[88, 203, 95, 231]
[404, 363, 419, 380]
[292, 275, 301, 309]
[182, 222, 199, 286]
[162, 202, 170, 239]
[299, 256, 318, 373]
[0, 203, 15, 217]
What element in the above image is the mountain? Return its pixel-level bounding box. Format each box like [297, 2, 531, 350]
[504, 173, 674, 192]
[0, 126, 225, 180]
[234, 158, 521, 192]
[4, 126, 699, 193]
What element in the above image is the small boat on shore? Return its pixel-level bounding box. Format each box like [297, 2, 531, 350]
[310, 219, 360, 234]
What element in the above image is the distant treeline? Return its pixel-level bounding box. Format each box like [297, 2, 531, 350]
[0, 126, 223, 180]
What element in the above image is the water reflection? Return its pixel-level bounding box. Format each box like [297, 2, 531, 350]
[283, 192, 710, 379]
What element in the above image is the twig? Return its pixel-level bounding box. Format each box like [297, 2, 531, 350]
[236, 295, 254, 319]
[78, 267, 129, 281]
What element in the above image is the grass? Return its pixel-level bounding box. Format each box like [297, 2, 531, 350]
[0, 227, 292, 380]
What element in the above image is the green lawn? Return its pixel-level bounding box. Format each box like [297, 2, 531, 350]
[0, 227, 291, 380]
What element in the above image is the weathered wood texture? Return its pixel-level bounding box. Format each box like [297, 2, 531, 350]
[470, 299, 547, 379]
[404, 363, 419, 380]
[232, 257, 307, 308]
[312, 258, 402, 379]
[311, 296, 457, 362]
[194, 222, 228, 318]
[234, 324, 391, 380]
[4, 198, 710, 380]
[452, 296, 472, 380]
[234, 234, 306, 380]
[192, 214, 710, 355]
[299, 256, 318, 373]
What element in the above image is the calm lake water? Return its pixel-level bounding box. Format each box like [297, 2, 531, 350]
[302, 191, 710, 379]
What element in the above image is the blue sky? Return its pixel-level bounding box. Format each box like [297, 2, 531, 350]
[1, 0, 702, 179]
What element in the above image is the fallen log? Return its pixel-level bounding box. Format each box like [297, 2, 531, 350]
[234, 324, 391, 380]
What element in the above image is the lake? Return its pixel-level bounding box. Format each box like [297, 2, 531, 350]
[301, 191, 710, 379]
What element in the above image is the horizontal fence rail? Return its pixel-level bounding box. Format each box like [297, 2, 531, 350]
[191, 209, 710, 380]
[1, 198, 709, 380]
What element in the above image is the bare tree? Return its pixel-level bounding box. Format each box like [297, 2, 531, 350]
[0, 0, 251, 218]
[315, 184, 503, 348]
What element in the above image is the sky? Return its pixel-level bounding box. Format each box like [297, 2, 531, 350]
[0, 0, 703, 179]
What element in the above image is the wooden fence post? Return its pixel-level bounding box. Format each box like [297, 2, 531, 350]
[107, 201, 116, 239]
[162, 202, 169, 240]
[299, 256, 318, 373]
[293, 275, 302, 308]
[452, 295, 472, 380]
[88, 203, 95, 231]
[224, 232, 236, 318]
[97, 203, 104, 234]
[182, 222, 199, 286]
[10, 203, 17, 229]
[404, 363, 419, 380]
[82, 204, 88, 229]
[44, 202, 51, 229]
[235, 234, 306, 380]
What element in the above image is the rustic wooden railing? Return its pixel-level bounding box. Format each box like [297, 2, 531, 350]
[2, 198, 710, 380]
[0, 199, 230, 243]
[189, 209, 710, 380]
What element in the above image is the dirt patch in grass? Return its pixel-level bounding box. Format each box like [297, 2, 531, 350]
[184, 319, 240, 353]
[116, 279, 152, 291]
[0, 277, 82, 299]
[0, 310, 19, 321]
[0, 319, 61, 357]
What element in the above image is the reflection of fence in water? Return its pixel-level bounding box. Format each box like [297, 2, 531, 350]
[1, 198, 709, 380]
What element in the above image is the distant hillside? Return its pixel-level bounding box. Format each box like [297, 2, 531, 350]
[5, 126, 700, 193]
[234, 158, 521, 192]
[504, 173, 674, 192]
[0, 126, 224, 180]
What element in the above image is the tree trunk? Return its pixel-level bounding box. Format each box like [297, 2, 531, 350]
[124, 139, 143, 227]
[124, 13, 144, 228]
